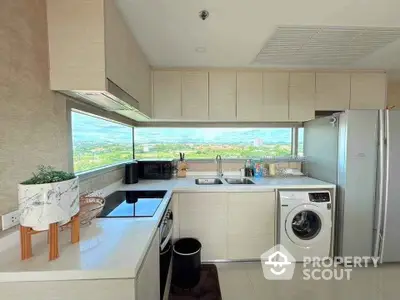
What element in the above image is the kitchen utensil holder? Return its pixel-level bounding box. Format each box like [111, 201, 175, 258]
[177, 169, 187, 178]
[177, 161, 188, 178]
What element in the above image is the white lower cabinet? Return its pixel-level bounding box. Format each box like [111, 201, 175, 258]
[178, 193, 228, 261]
[135, 233, 160, 300]
[177, 191, 276, 261]
[227, 192, 275, 259]
[1, 279, 135, 300]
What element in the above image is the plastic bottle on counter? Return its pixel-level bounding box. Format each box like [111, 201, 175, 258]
[253, 161, 263, 178]
[245, 159, 253, 177]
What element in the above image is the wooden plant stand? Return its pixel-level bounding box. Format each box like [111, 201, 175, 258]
[20, 214, 80, 261]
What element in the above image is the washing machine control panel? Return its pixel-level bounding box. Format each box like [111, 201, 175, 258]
[309, 192, 331, 203]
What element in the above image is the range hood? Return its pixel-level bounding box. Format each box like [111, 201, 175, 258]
[62, 79, 150, 121]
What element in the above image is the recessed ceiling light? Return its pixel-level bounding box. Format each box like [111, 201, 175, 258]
[195, 47, 207, 53]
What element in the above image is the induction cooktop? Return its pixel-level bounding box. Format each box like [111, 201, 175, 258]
[98, 190, 167, 218]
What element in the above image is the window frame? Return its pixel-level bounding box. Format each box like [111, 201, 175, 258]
[67, 101, 134, 178]
[296, 127, 305, 157]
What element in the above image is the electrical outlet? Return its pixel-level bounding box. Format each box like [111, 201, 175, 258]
[1, 210, 21, 230]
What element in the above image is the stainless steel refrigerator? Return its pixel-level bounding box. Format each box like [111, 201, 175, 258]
[303, 109, 400, 263]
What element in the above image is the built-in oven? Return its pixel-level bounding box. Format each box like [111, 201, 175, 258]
[159, 201, 173, 299]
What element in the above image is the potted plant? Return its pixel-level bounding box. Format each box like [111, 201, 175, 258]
[18, 165, 79, 231]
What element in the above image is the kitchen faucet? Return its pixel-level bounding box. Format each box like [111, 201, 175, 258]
[216, 155, 223, 177]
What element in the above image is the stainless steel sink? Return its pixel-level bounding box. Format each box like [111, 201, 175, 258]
[225, 178, 255, 184]
[195, 178, 223, 185]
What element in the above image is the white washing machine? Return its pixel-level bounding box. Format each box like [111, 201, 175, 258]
[278, 191, 332, 262]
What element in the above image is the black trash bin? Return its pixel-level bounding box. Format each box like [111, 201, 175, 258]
[172, 238, 202, 289]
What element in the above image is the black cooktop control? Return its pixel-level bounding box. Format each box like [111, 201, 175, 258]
[309, 192, 331, 203]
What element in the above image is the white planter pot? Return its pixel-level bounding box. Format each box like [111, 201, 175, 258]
[18, 177, 79, 231]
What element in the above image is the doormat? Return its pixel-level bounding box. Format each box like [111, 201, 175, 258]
[169, 264, 222, 300]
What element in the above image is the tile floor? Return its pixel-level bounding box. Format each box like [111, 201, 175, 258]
[216, 261, 400, 300]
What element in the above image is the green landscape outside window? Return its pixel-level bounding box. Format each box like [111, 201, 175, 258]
[71, 111, 133, 173]
[72, 110, 301, 173]
[134, 128, 294, 160]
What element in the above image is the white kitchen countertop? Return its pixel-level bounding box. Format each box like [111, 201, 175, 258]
[119, 175, 335, 192]
[0, 175, 335, 282]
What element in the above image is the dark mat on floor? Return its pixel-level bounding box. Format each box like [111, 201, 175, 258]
[169, 264, 222, 300]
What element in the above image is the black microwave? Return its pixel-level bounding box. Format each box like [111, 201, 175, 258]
[138, 159, 174, 180]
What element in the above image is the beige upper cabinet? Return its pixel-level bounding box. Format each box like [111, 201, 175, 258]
[263, 72, 289, 121]
[152, 71, 182, 120]
[150, 69, 387, 121]
[47, 0, 106, 91]
[237, 72, 264, 121]
[316, 73, 350, 111]
[289, 72, 316, 121]
[46, 0, 151, 118]
[387, 81, 400, 109]
[209, 71, 237, 121]
[350, 73, 387, 109]
[104, 1, 151, 117]
[181, 72, 209, 120]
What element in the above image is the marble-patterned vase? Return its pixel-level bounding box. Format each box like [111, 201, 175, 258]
[18, 177, 79, 231]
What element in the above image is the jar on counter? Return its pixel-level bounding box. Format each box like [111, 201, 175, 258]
[269, 163, 276, 176]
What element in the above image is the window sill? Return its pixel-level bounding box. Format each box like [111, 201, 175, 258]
[76, 161, 131, 181]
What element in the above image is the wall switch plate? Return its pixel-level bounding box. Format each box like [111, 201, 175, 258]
[1, 210, 21, 230]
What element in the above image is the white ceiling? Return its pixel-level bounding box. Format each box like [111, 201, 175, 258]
[116, 0, 400, 75]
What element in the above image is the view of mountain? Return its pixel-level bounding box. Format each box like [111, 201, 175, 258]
[72, 111, 299, 146]
[134, 128, 292, 145]
[71, 111, 303, 172]
[72, 112, 132, 145]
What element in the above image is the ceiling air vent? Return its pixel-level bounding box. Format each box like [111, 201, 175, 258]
[254, 26, 400, 66]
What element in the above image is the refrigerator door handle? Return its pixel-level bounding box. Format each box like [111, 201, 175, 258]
[373, 109, 385, 260]
[379, 109, 391, 264]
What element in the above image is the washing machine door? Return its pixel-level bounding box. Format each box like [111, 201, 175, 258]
[285, 204, 331, 247]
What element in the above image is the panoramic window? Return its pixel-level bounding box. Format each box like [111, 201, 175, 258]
[71, 111, 133, 173]
[134, 128, 293, 159]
